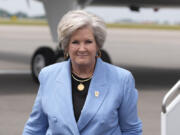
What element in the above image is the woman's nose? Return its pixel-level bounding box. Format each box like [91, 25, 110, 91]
[79, 43, 86, 51]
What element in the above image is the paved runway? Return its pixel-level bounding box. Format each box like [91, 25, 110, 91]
[0, 25, 180, 135]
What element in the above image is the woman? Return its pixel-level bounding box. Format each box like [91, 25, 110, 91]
[23, 10, 142, 135]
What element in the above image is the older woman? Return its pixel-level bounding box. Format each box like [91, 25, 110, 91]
[23, 10, 142, 135]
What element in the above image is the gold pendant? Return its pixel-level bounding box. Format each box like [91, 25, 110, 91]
[77, 83, 85, 91]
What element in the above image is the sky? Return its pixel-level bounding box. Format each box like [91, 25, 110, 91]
[1, 0, 180, 24]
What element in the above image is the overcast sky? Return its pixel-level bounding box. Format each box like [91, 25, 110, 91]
[1, 0, 180, 24]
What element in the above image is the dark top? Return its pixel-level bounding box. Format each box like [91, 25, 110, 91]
[71, 73, 91, 122]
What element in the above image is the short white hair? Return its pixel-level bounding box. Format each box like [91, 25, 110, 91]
[57, 10, 107, 50]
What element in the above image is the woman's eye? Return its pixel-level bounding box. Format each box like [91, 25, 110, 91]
[72, 40, 79, 44]
[85, 40, 92, 44]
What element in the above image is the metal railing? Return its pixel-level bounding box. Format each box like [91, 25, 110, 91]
[162, 80, 180, 113]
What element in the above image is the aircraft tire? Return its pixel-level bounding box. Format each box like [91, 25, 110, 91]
[101, 49, 111, 64]
[31, 47, 55, 83]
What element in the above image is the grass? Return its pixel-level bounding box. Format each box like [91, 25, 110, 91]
[1, 17, 180, 30]
[107, 23, 180, 30]
[0, 17, 47, 26]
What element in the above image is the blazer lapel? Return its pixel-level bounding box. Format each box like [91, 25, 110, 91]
[55, 60, 80, 135]
[77, 58, 109, 131]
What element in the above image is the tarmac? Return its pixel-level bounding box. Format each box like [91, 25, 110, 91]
[0, 25, 180, 135]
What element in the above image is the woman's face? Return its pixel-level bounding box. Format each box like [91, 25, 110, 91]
[68, 26, 98, 67]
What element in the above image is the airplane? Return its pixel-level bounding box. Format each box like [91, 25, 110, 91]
[31, 0, 180, 83]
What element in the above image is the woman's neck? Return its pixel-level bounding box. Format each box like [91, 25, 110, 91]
[71, 63, 95, 78]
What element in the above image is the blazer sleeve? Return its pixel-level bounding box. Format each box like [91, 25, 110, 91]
[118, 72, 142, 135]
[22, 70, 48, 135]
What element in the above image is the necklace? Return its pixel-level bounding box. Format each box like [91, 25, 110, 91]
[72, 73, 92, 91]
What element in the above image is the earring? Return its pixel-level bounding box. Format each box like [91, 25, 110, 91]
[96, 50, 101, 58]
[64, 52, 69, 59]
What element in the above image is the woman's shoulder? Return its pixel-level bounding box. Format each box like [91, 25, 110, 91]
[38, 61, 68, 82]
[41, 61, 67, 73]
[102, 61, 132, 77]
[102, 61, 135, 88]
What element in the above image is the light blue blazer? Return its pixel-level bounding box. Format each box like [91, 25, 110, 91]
[23, 58, 142, 135]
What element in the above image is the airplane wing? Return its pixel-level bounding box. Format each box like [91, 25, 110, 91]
[87, 0, 180, 7]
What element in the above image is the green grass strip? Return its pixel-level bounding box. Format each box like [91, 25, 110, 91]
[0, 18, 48, 26]
[107, 23, 180, 30]
[1, 18, 180, 30]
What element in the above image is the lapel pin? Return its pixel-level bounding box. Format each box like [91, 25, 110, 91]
[95, 91, 99, 97]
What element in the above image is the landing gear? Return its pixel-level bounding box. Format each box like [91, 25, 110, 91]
[31, 47, 64, 83]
